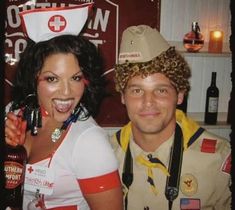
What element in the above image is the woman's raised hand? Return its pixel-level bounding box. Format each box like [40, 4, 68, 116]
[5, 112, 27, 146]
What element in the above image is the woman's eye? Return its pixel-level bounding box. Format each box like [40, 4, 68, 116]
[72, 75, 83, 81]
[46, 76, 57, 82]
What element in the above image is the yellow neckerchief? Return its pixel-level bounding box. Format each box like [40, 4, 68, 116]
[117, 109, 200, 152]
[136, 154, 170, 195]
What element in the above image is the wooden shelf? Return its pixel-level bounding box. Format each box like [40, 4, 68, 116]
[168, 41, 231, 57]
[179, 51, 231, 57]
[187, 112, 230, 129]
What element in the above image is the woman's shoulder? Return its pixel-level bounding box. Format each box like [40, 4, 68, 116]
[69, 116, 107, 140]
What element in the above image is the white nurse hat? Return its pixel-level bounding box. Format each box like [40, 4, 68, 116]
[19, 3, 93, 43]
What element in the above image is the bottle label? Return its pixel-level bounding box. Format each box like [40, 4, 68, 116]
[4, 161, 24, 189]
[208, 97, 218, 113]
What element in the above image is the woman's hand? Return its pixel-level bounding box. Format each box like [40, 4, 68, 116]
[5, 112, 27, 146]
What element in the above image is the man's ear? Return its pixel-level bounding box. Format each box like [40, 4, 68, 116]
[177, 91, 185, 105]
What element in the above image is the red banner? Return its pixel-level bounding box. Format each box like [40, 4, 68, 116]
[5, 0, 161, 126]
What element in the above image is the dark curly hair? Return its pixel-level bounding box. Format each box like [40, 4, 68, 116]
[115, 47, 191, 94]
[11, 35, 106, 118]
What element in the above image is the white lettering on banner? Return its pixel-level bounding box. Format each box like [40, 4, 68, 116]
[86, 8, 110, 47]
[37, 3, 68, 8]
[78, 0, 91, 2]
[89, 39, 105, 48]
[7, 5, 21, 28]
[90, 8, 110, 32]
[5, 38, 27, 63]
[15, 39, 27, 59]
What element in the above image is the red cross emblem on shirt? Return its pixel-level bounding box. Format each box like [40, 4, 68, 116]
[28, 166, 34, 174]
[48, 15, 67, 32]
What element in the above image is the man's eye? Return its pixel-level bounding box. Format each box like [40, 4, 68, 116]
[129, 88, 143, 95]
[72, 75, 83, 81]
[133, 89, 141, 93]
[159, 89, 167, 93]
[156, 88, 169, 95]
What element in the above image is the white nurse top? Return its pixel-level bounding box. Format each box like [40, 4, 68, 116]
[23, 117, 120, 210]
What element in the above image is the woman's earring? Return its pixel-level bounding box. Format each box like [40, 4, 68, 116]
[23, 94, 42, 136]
[31, 107, 42, 135]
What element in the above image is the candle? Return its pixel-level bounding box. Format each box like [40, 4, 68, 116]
[208, 30, 223, 53]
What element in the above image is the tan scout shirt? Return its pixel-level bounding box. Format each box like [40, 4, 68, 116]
[110, 127, 231, 210]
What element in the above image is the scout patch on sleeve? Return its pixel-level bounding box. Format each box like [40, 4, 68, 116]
[180, 198, 201, 210]
[221, 153, 231, 174]
[200, 138, 217, 153]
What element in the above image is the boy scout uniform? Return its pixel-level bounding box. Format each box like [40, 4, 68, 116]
[110, 110, 231, 210]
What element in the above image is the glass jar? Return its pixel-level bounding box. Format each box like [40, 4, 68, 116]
[183, 22, 204, 52]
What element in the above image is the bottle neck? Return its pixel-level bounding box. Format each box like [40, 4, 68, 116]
[192, 22, 200, 39]
[211, 72, 217, 86]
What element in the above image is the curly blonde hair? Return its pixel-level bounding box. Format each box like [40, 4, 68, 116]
[114, 47, 191, 93]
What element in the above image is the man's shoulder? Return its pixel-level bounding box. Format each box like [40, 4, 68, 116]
[110, 128, 122, 149]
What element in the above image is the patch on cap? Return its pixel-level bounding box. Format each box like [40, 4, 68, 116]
[19, 3, 93, 42]
[119, 52, 143, 62]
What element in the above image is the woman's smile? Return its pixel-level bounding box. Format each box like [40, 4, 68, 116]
[53, 99, 74, 113]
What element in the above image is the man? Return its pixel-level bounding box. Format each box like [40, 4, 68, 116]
[110, 25, 231, 210]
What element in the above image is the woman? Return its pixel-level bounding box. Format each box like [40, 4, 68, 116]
[5, 34, 123, 210]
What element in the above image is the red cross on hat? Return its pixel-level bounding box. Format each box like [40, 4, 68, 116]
[48, 15, 67, 32]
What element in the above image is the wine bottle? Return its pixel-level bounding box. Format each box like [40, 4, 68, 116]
[4, 144, 27, 210]
[204, 72, 219, 124]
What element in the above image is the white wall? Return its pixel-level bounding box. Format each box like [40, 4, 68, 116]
[160, 0, 232, 140]
[160, 0, 231, 115]
[160, 0, 231, 43]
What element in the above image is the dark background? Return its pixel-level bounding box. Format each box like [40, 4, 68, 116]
[1, 0, 6, 206]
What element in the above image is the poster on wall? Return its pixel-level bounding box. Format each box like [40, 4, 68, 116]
[5, 0, 161, 126]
